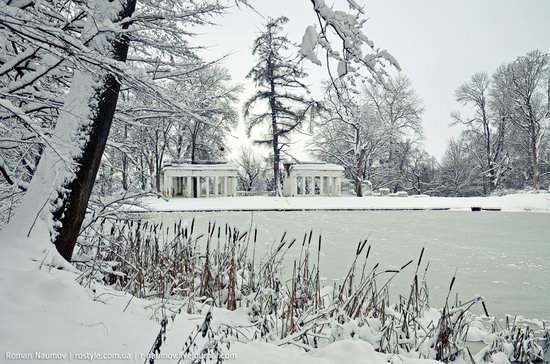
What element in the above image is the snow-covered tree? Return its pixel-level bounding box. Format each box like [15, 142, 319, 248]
[237, 147, 266, 193]
[439, 136, 483, 197]
[311, 81, 385, 196]
[495, 50, 549, 190]
[166, 66, 240, 164]
[364, 76, 424, 192]
[1, 0, 227, 260]
[244, 17, 320, 196]
[312, 76, 424, 195]
[105, 65, 240, 194]
[448, 50, 550, 193]
[451, 72, 510, 194]
[404, 147, 440, 195]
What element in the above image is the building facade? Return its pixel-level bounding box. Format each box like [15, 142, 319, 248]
[283, 161, 344, 197]
[160, 162, 239, 198]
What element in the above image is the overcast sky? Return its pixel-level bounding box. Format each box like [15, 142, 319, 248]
[198, 0, 550, 161]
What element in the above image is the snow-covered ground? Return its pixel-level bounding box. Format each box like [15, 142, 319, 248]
[136, 193, 550, 212]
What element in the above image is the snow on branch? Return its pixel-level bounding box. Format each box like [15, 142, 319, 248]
[302, 0, 400, 88]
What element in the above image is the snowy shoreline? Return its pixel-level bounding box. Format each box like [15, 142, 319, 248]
[133, 193, 550, 213]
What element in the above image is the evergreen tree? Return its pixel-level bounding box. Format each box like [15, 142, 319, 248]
[244, 17, 319, 196]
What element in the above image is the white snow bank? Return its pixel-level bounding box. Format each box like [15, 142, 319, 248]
[135, 193, 550, 213]
[311, 339, 385, 364]
[0, 233, 159, 361]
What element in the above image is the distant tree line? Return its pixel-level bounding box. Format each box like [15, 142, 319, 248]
[311, 50, 550, 197]
[237, 19, 549, 197]
[444, 50, 550, 195]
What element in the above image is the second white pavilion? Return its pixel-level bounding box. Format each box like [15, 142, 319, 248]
[283, 161, 344, 197]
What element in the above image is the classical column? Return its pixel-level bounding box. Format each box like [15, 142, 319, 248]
[223, 176, 228, 197]
[301, 177, 306, 196]
[196, 177, 201, 198]
[204, 177, 209, 197]
[233, 177, 237, 196]
[186, 176, 192, 197]
[166, 176, 172, 197]
[319, 176, 324, 196]
[309, 175, 315, 195]
[336, 176, 341, 196]
[214, 176, 219, 196]
[291, 175, 298, 196]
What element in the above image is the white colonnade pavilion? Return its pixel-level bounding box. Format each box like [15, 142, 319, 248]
[283, 162, 345, 197]
[161, 162, 239, 198]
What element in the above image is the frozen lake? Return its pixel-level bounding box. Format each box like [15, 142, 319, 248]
[152, 210, 550, 322]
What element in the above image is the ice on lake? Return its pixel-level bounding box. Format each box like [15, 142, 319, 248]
[149, 210, 550, 321]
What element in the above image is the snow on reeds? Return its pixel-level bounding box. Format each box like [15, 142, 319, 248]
[74, 218, 547, 364]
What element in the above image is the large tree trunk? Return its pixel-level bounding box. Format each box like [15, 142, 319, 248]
[272, 133, 281, 196]
[480, 104, 495, 195]
[355, 148, 366, 197]
[191, 141, 198, 198]
[52, 4, 136, 260]
[526, 104, 541, 190]
[484, 122, 494, 195]
[155, 172, 161, 193]
[8, 0, 137, 261]
[122, 123, 128, 190]
[530, 124, 540, 190]
[269, 80, 281, 196]
[270, 108, 281, 196]
[140, 154, 146, 190]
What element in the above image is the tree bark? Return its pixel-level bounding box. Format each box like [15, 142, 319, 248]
[122, 123, 128, 190]
[140, 153, 146, 190]
[12, 0, 138, 261]
[529, 121, 540, 189]
[355, 148, 366, 197]
[53, 20, 136, 259]
[268, 65, 281, 196]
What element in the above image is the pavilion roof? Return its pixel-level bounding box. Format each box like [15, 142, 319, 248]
[162, 162, 238, 171]
[288, 163, 344, 172]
